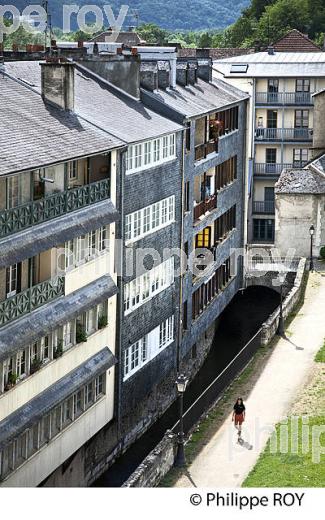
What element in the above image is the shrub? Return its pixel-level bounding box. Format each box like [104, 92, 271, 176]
[320, 246, 325, 260]
[98, 315, 108, 330]
[76, 323, 88, 344]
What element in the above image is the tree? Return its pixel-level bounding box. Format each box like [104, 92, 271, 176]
[255, 0, 309, 46]
[137, 23, 169, 45]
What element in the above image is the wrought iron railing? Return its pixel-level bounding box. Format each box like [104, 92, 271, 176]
[0, 276, 65, 328]
[0, 179, 110, 239]
[256, 92, 313, 105]
[254, 162, 309, 175]
[253, 201, 275, 214]
[255, 128, 313, 141]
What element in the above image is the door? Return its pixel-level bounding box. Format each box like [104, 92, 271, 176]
[296, 79, 310, 103]
[267, 110, 277, 140]
[294, 110, 309, 139]
[5, 263, 21, 298]
[265, 148, 277, 173]
[267, 79, 279, 103]
[264, 187, 275, 213]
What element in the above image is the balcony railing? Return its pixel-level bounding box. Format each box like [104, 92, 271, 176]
[0, 179, 110, 240]
[194, 194, 217, 221]
[254, 162, 309, 175]
[255, 128, 313, 142]
[256, 92, 313, 105]
[194, 140, 218, 161]
[253, 201, 275, 214]
[0, 276, 65, 328]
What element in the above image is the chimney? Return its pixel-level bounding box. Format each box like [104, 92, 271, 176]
[157, 60, 170, 89]
[267, 46, 275, 55]
[40, 61, 75, 111]
[187, 61, 198, 85]
[176, 61, 188, 86]
[140, 61, 158, 91]
[197, 57, 212, 82]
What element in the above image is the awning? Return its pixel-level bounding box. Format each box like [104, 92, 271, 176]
[0, 275, 117, 363]
[0, 199, 119, 268]
[0, 348, 117, 450]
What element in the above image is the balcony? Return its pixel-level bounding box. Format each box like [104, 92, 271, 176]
[254, 162, 309, 175]
[255, 128, 313, 142]
[193, 194, 217, 221]
[0, 179, 110, 240]
[253, 201, 275, 214]
[194, 140, 218, 161]
[255, 92, 313, 106]
[0, 276, 65, 329]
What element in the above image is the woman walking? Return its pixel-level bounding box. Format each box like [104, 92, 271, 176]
[232, 397, 246, 440]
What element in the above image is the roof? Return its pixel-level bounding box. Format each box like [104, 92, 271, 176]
[142, 77, 248, 120]
[275, 163, 325, 195]
[271, 29, 322, 53]
[0, 72, 123, 176]
[4, 61, 182, 144]
[178, 48, 255, 59]
[0, 275, 117, 362]
[0, 348, 116, 450]
[90, 31, 144, 45]
[213, 51, 325, 78]
[0, 199, 119, 268]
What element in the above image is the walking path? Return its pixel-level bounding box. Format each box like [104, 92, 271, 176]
[175, 270, 325, 487]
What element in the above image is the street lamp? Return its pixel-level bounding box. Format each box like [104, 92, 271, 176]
[309, 225, 315, 272]
[174, 374, 188, 468]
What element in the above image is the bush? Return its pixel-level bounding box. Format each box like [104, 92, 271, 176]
[320, 246, 325, 260]
[53, 340, 63, 359]
[76, 323, 88, 344]
[98, 315, 108, 330]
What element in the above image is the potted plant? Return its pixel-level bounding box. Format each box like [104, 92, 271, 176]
[5, 373, 18, 391]
[76, 322, 88, 344]
[98, 315, 108, 330]
[30, 358, 42, 375]
[53, 340, 63, 359]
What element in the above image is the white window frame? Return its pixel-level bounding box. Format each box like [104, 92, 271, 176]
[124, 258, 174, 315]
[125, 196, 175, 244]
[123, 316, 175, 380]
[126, 133, 177, 174]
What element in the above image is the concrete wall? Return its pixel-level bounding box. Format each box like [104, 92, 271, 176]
[275, 193, 325, 257]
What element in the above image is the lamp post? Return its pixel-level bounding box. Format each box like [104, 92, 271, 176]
[309, 225, 315, 272]
[174, 374, 188, 468]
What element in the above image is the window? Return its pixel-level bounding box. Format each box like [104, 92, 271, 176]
[124, 258, 174, 314]
[64, 227, 109, 269]
[99, 226, 107, 251]
[125, 196, 175, 243]
[266, 148, 276, 164]
[296, 79, 310, 93]
[295, 110, 309, 128]
[124, 316, 175, 380]
[126, 134, 176, 174]
[253, 219, 275, 241]
[7, 175, 20, 209]
[68, 161, 78, 180]
[185, 123, 191, 152]
[230, 64, 248, 73]
[63, 321, 74, 350]
[267, 110, 277, 129]
[293, 148, 308, 167]
[215, 156, 237, 190]
[0, 373, 107, 480]
[196, 227, 211, 248]
[184, 181, 190, 213]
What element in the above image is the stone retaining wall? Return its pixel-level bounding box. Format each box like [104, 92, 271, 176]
[261, 258, 307, 345]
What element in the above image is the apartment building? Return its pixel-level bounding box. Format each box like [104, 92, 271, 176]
[141, 51, 248, 365]
[0, 63, 123, 486]
[213, 33, 325, 244]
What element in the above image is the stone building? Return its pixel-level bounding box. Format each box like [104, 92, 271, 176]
[0, 48, 249, 486]
[275, 156, 325, 258]
[213, 34, 325, 244]
[0, 62, 123, 486]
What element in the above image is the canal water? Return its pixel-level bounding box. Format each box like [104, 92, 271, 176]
[93, 286, 279, 487]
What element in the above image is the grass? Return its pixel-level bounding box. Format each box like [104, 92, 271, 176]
[243, 416, 325, 487]
[315, 340, 325, 363]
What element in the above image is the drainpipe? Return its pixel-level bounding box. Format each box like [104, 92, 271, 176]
[177, 127, 186, 373]
[116, 150, 126, 443]
[242, 100, 249, 289]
